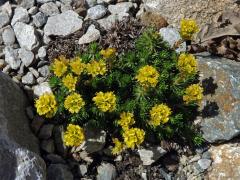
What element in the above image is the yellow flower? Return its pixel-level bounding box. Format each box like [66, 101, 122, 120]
[86, 59, 107, 77]
[178, 53, 197, 76]
[180, 19, 199, 40]
[112, 138, 125, 155]
[64, 93, 85, 113]
[63, 124, 85, 147]
[122, 128, 145, 149]
[117, 112, 135, 130]
[183, 84, 203, 104]
[136, 65, 159, 88]
[35, 93, 57, 118]
[69, 57, 85, 75]
[52, 55, 69, 77]
[149, 104, 172, 127]
[62, 74, 78, 92]
[100, 48, 116, 59]
[92, 91, 116, 112]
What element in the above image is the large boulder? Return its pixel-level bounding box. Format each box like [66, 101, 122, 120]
[197, 53, 240, 143]
[0, 72, 46, 179]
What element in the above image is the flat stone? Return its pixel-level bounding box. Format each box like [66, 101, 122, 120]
[32, 12, 47, 27]
[159, 27, 186, 53]
[97, 163, 117, 180]
[108, 2, 133, 14]
[4, 46, 21, 70]
[40, 2, 60, 16]
[197, 53, 240, 143]
[18, 0, 35, 9]
[18, 48, 34, 67]
[47, 164, 73, 180]
[33, 82, 52, 97]
[11, 7, 29, 26]
[2, 26, 15, 45]
[38, 124, 54, 139]
[197, 159, 211, 170]
[138, 146, 167, 166]
[41, 139, 55, 153]
[78, 24, 100, 44]
[14, 22, 39, 50]
[44, 10, 83, 36]
[86, 5, 107, 20]
[0, 12, 10, 28]
[22, 72, 36, 85]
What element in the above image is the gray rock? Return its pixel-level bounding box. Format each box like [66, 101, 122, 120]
[33, 82, 52, 97]
[26, 106, 34, 119]
[78, 164, 88, 176]
[37, 0, 54, 4]
[4, 46, 21, 70]
[43, 34, 51, 44]
[0, 72, 46, 179]
[14, 22, 39, 50]
[53, 125, 68, 156]
[97, 163, 117, 180]
[0, 2, 12, 17]
[46, 154, 66, 164]
[86, 5, 107, 20]
[32, 12, 47, 27]
[86, 0, 97, 7]
[38, 124, 54, 139]
[138, 146, 167, 165]
[60, 4, 73, 12]
[22, 72, 36, 85]
[0, 12, 10, 28]
[2, 26, 15, 45]
[97, 13, 128, 30]
[78, 25, 100, 44]
[202, 151, 211, 159]
[197, 159, 211, 170]
[159, 27, 186, 53]
[47, 164, 73, 180]
[40, 2, 60, 16]
[31, 115, 45, 134]
[38, 65, 50, 77]
[28, 6, 39, 15]
[18, 48, 34, 67]
[41, 139, 55, 153]
[98, 0, 114, 3]
[60, 0, 73, 5]
[108, 2, 133, 14]
[11, 7, 30, 26]
[38, 46, 47, 59]
[18, 0, 35, 9]
[44, 10, 83, 36]
[197, 53, 240, 143]
[29, 67, 40, 78]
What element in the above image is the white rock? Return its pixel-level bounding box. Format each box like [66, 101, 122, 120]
[97, 13, 128, 30]
[4, 46, 21, 70]
[197, 159, 212, 170]
[22, 72, 36, 85]
[32, 12, 47, 27]
[0, 12, 10, 28]
[11, 7, 29, 26]
[79, 25, 100, 45]
[33, 82, 52, 97]
[18, 0, 35, 9]
[38, 65, 50, 77]
[28, 6, 39, 15]
[18, 48, 34, 67]
[97, 163, 116, 180]
[37, 0, 54, 4]
[38, 46, 47, 59]
[0, 2, 12, 17]
[108, 2, 133, 14]
[2, 26, 15, 45]
[86, 0, 97, 7]
[86, 5, 107, 20]
[14, 22, 39, 50]
[40, 2, 60, 16]
[44, 10, 83, 36]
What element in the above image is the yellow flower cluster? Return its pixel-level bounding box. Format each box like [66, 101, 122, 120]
[149, 104, 172, 127]
[117, 112, 135, 130]
[64, 93, 85, 113]
[92, 91, 116, 112]
[112, 138, 125, 155]
[180, 19, 199, 40]
[63, 124, 85, 147]
[183, 84, 203, 104]
[86, 59, 107, 77]
[35, 93, 57, 118]
[62, 74, 78, 92]
[178, 53, 197, 76]
[122, 128, 145, 149]
[70, 57, 85, 75]
[52, 56, 69, 77]
[136, 65, 159, 88]
[100, 48, 116, 59]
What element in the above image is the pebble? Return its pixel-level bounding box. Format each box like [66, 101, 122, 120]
[18, 48, 35, 67]
[28, 6, 39, 15]
[4, 46, 21, 70]
[202, 151, 211, 159]
[2, 26, 15, 45]
[0, 12, 10, 28]
[38, 124, 54, 139]
[29, 67, 40, 78]
[86, 5, 107, 20]
[21, 72, 36, 85]
[78, 24, 100, 44]
[78, 164, 88, 176]
[38, 46, 47, 59]
[46, 154, 66, 164]
[11, 7, 30, 26]
[86, 0, 97, 8]
[38, 65, 50, 77]
[40, 2, 60, 16]
[189, 155, 201, 163]
[108, 2, 133, 14]
[32, 12, 47, 27]
[18, 0, 35, 9]
[31, 115, 45, 134]
[33, 81, 52, 96]
[41, 139, 55, 153]
[197, 159, 212, 170]
[97, 163, 117, 180]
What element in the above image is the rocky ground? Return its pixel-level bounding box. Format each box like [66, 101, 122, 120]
[0, 0, 240, 179]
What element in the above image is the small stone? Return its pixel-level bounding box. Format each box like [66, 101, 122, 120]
[38, 124, 54, 139]
[33, 82, 52, 97]
[60, 0, 73, 5]
[78, 164, 88, 176]
[38, 65, 50, 77]
[32, 12, 47, 27]
[197, 159, 211, 170]
[202, 151, 211, 159]
[40, 2, 60, 16]
[108, 2, 133, 14]
[86, 0, 97, 7]
[53, 125, 68, 157]
[14, 22, 39, 50]
[22, 72, 36, 85]
[2, 64, 11, 74]
[97, 14, 127, 30]
[31, 115, 45, 134]
[0, 12, 10, 28]
[0, 2, 12, 17]
[44, 10, 83, 36]
[37, 77, 47, 84]
[4, 46, 21, 70]
[28, 6, 39, 15]
[18, 62, 25, 75]
[97, 163, 116, 180]
[36, 0, 54, 4]
[11, 7, 30, 26]
[18, 0, 35, 9]
[61, 4, 73, 12]
[138, 146, 167, 166]
[189, 154, 201, 163]
[2, 26, 15, 45]
[46, 154, 66, 164]
[86, 5, 107, 20]
[26, 106, 35, 119]
[43, 35, 51, 44]
[47, 164, 73, 180]
[18, 48, 34, 67]
[38, 46, 47, 59]
[41, 139, 55, 153]
[78, 25, 100, 44]
[29, 67, 40, 78]
[0, 59, 5, 69]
